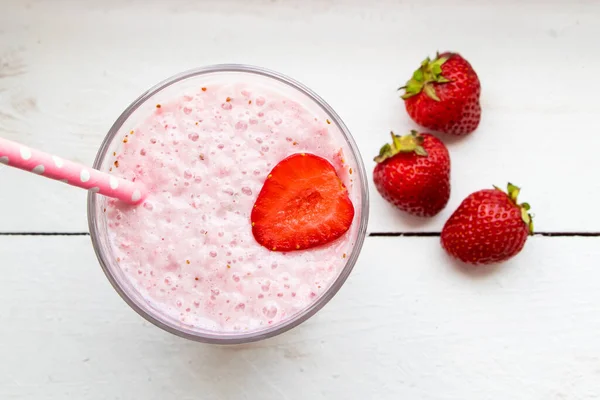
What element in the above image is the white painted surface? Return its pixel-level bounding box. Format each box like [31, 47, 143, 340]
[2, 236, 600, 400]
[2, 1, 600, 399]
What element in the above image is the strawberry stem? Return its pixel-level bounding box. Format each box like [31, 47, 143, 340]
[374, 131, 428, 163]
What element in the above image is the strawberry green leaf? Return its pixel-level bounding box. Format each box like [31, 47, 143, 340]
[528, 218, 534, 235]
[374, 143, 393, 163]
[431, 57, 447, 73]
[423, 84, 441, 101]
[391, 132, 404, 149]
[399, 54, 452, 100]
[401, 92, 418, 100]
[415, 147, 429, 157]
[507, 183, 521, 202]
[521, 208, 530, 225]
[412, 130, 425, 145]
[373, 131, 429, 162]
[413, 68, 424, 82]
[500, 182, 534, 234]
[521, 207, 534, 235]
[406, 80, 422, 94]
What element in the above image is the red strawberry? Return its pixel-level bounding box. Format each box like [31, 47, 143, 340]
[441, 183, 534, 265]
[251, 153, 354, 251]
[373, 131, 450, 217]
[400, 52, 481, 136]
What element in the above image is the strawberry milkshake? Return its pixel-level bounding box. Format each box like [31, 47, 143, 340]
[91, 66, 366, 339]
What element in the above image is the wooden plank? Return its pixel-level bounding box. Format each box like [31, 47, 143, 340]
[1, 235, 599, 399]
[1, 0, 599, 232]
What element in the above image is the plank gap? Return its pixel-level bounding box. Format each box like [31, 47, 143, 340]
[369, 232, 600, 238]
[1, 232, 600, 237]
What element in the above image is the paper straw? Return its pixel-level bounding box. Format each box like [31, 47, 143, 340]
[0, 137, 145, 205]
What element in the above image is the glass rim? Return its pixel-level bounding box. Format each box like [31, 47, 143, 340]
[87, 64, 370, 344]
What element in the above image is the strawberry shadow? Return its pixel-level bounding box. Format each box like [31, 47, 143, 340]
[430, 131, 471, 146]
[393, 211, 441, 229]
[445, 253, 502, 278]
[376, 198, 446, 229]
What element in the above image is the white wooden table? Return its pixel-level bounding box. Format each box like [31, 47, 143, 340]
[2, 1, 600, 399]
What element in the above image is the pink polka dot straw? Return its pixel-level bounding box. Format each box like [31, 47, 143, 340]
[0, 137, 145, 205]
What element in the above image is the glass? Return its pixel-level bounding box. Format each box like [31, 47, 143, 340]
[88, 64, 369, 344]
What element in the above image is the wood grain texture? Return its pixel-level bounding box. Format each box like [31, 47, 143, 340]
[1, 0, 600, 232]
[1, 236, 600, 399]
[1, 2, 600, 397]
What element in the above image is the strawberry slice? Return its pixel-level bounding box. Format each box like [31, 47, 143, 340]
[251, 153, 355, 251]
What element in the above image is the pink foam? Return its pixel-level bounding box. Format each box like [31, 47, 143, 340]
[104, 82, 360, 333]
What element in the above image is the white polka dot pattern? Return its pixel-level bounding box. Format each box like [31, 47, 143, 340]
[109, 176, 119, 190]
[80, 169, 91, 182]
[20, 146, 32, 160]
[0, 136, 145, 205]
[52, 156, 64, 168]
[131, 190, 142, 203]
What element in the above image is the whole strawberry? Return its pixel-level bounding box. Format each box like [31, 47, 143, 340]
[441, 183, 534, 265]
[373, 131, 450, 217]
[400, 52, 481, 135]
